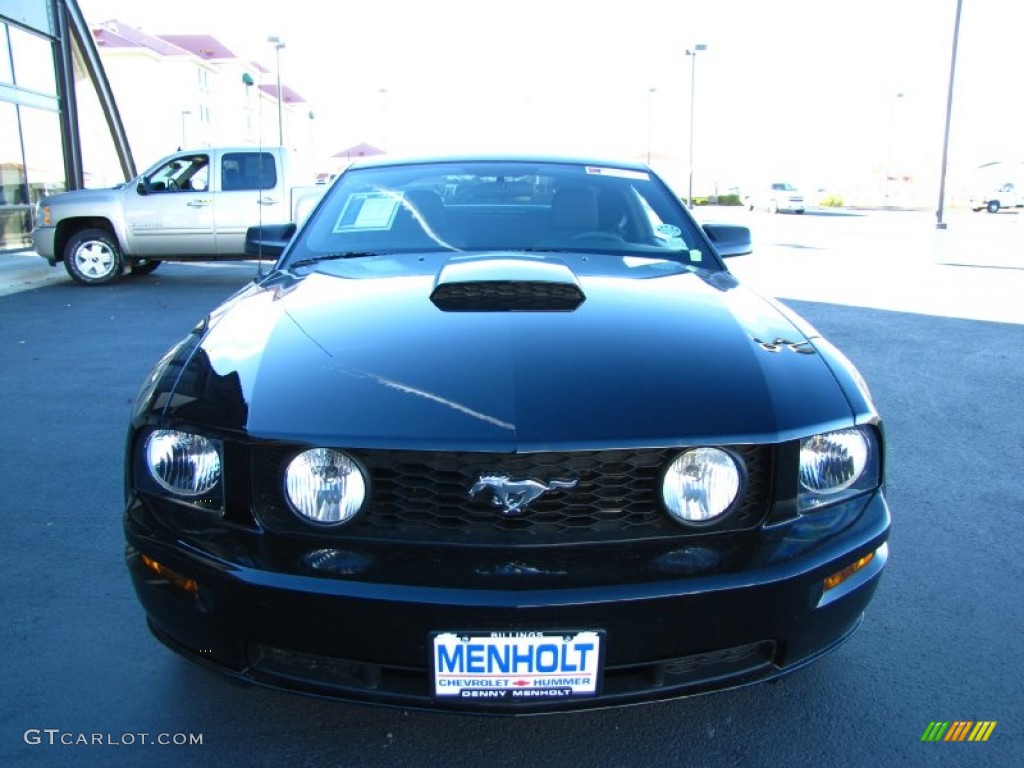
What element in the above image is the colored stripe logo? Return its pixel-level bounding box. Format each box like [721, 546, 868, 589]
[921, 721, 997, 742]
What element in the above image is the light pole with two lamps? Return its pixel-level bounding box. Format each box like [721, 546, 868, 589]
[686, 43, 707, 209]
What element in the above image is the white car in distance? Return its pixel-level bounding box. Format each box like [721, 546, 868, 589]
[746, 182, 806, 214]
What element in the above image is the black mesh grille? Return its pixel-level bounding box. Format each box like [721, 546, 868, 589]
[253, 445, 773, 545]
[430, 281, 585, 311]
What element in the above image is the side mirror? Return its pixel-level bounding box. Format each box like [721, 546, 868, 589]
[245, 223, 297, 259]
[702, 223, 753, 258]
[136, 177, 149, 196]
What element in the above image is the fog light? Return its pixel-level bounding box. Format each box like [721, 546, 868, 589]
[662, 448, 741, 524]
[285, 448, 367, 526]
[823, 551, 875, 591]
[140, 554, 198, 594]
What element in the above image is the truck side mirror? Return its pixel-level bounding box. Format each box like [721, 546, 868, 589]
[136, 177, 149, 196]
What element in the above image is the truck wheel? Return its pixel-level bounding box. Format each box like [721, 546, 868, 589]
[986, 200, 1000, 213]
[64, 228, 124, 285]
[130, 259, 162, 276]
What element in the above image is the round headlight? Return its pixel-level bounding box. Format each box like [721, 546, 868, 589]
[285, 448, 367, 526]
[146, 430, 221, 496]
[799, 428, 869, 494]
[662, 448, 741, 524]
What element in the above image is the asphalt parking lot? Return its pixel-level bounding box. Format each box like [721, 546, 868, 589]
[1, 209, 1021, 767]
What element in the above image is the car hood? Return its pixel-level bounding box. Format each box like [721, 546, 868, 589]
[158, 255, 855, 450]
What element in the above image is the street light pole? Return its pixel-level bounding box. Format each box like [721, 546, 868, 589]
[267, 36, 285, 147]
[241, 73, 254, 142]
[686, 44, 707, 209]
[308, 110, 316, 159]
[936, 0, 963, 230]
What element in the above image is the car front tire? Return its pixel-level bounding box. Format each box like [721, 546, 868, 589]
[986, 200, 1000, 213]
[64, 228, 124, 285]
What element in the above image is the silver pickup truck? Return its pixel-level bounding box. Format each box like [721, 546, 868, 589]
[32, 146, 324, 285]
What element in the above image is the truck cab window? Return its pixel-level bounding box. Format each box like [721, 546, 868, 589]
[147, 155, 210, 193]
[221, 152, 278, 191]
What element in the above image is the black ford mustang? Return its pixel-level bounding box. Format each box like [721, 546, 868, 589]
[125, 155, 889, 713]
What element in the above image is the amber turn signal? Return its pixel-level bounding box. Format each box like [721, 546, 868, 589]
[823, 551, 875, 591]
[140, 554, 198, 594]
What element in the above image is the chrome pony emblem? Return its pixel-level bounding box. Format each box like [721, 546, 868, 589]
[469, 475, 579, 517]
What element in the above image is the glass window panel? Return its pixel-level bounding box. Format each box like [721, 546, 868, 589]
[0, 24, 13, 84]
[20, 105, 66, 204]
[222, 152, 277, 190]
[0, 101, 26, 195]
[8, 24, 56, 95]
[69, 29, 123, 188]
[0, 100, 31, 250]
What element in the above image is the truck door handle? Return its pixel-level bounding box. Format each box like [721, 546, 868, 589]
[186, 200, 210, 208]
[258, 197, 279, 206]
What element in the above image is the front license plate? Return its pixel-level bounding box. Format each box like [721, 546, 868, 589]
[432, 630, 602, 701]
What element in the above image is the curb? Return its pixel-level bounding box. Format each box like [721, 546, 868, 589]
[0, 251, 69, 297]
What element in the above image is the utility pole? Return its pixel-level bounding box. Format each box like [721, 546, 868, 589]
[936, 0, 963, 230]
[686, 44, 707, 209]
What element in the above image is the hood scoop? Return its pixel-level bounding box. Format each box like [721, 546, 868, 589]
[430, 257, 585, 312]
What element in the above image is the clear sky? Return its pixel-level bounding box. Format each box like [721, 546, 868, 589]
[80, 0, 1024, 193]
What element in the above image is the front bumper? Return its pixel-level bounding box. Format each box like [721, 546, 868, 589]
[125, 491, 889, 714]
[30, 226, 57, 263]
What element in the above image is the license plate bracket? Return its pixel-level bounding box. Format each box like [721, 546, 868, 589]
[431, 630, 603, 702]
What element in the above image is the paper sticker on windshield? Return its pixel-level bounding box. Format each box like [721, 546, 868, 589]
[688, 248, 703, 262]
[656, 224, 682, 237]
[623, 256, 677, 269]
[333, 192, 400, 233]
[585, 166, 649, 181]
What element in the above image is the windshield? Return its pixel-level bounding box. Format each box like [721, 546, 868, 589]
[288, 160, 719, 270]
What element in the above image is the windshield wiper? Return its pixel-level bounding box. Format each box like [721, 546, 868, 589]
[287, 252, 385, 270]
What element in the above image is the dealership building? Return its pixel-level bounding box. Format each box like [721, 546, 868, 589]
[1, 0, 307, 256]
[1, 0, 134, 253]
